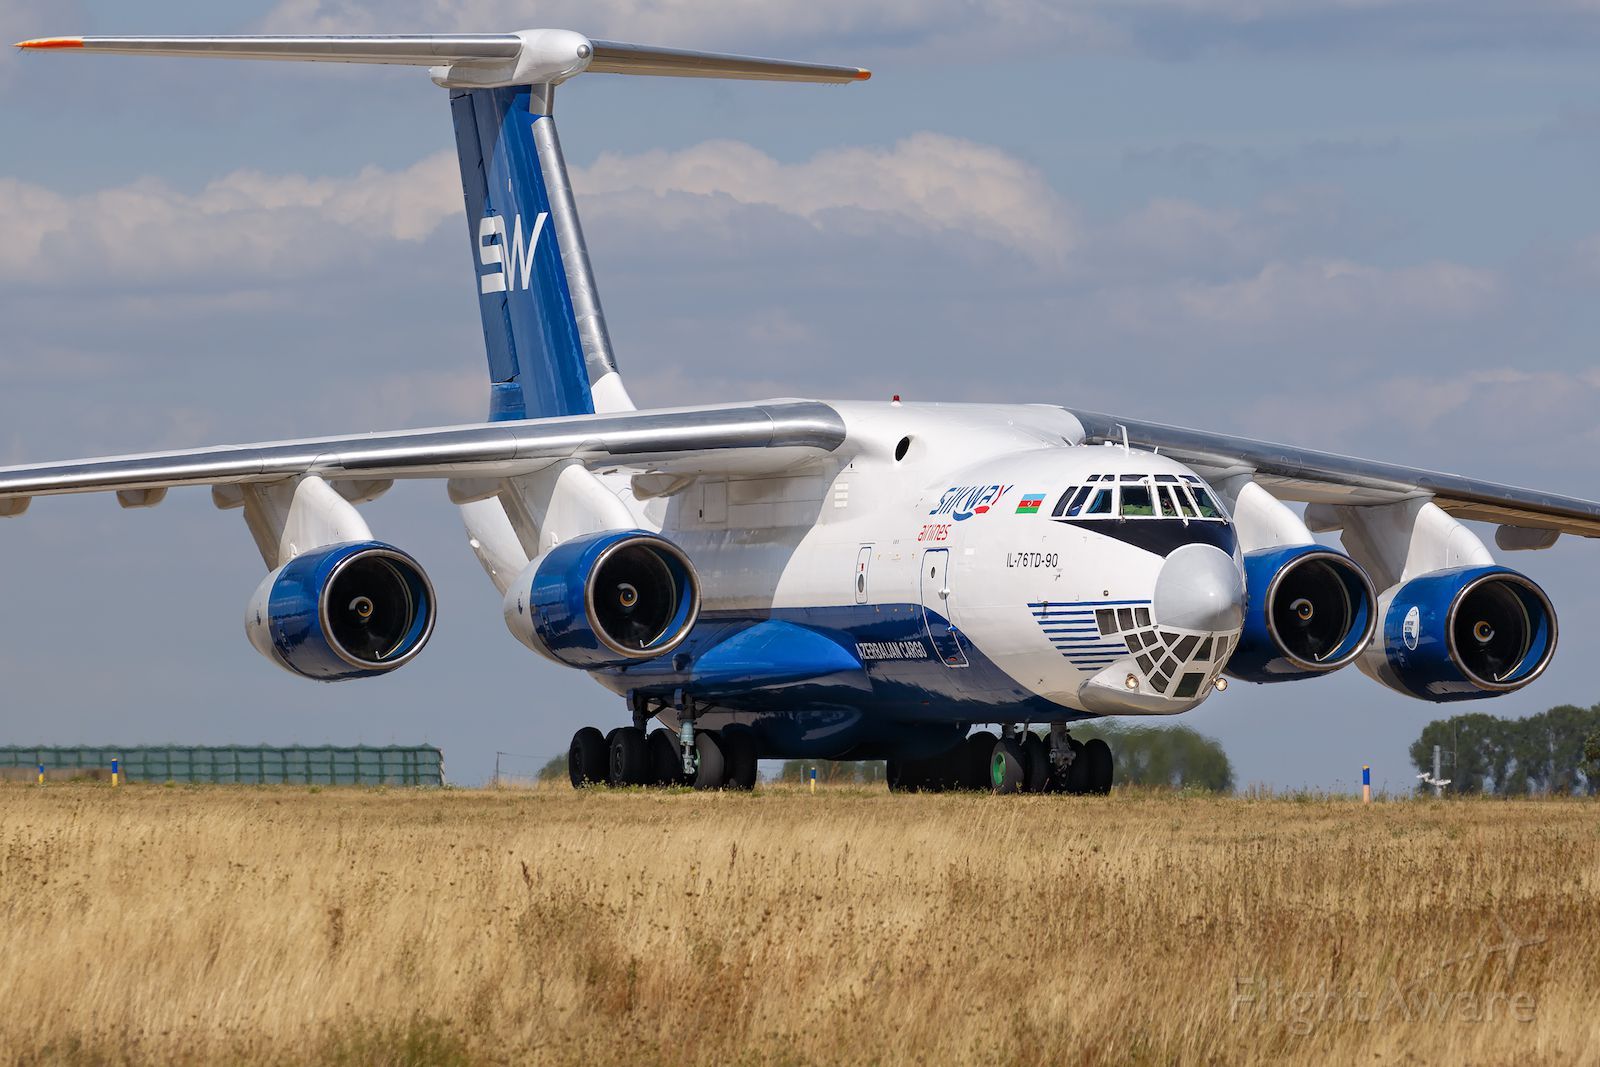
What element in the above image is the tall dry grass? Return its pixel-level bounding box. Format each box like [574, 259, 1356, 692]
[1, 782, 1597, 1065]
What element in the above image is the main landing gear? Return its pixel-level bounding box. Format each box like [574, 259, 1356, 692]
[567, 698, 758, 791]
[887, 725, 1114, 795]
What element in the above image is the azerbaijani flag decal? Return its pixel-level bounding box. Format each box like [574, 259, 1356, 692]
[1015, 493, 1045, 515]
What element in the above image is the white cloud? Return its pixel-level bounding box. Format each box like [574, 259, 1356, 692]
[575, 134, 1075, 266]
[1085, 256, 1500, 343]
[1229, 365, 1600, 469]
[0, 132, 1071, 286]
[1174, 258, 1499, 326]
[0, 153, 461, 285]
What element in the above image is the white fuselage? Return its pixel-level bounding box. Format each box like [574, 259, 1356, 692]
[465, 400, 1248, 721]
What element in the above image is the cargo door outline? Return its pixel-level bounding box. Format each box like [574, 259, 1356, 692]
[919, 548, 968, 667]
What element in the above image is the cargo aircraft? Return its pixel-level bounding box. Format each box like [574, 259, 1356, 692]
[5, 30, 1594, 793]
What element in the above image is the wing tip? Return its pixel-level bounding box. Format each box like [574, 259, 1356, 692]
[15, 36, 84, 50]
[855, 69, 872, 80]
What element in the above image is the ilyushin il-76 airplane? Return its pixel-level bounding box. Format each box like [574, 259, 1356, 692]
[6, 30, 1597, 794]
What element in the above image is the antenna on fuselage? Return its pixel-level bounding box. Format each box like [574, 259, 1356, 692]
[1117, 424, 1131, 454]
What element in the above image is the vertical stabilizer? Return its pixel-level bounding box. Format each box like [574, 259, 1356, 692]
[451, 85, 628, 420]
[17, 29, 868, 424]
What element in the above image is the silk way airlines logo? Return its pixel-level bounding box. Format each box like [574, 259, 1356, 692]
[478, 212, 549, 294]
[929, 484, 1013, 521]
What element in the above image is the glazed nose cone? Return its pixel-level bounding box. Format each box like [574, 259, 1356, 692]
[1154, 543, 1245, 633]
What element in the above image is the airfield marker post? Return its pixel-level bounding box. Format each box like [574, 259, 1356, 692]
[809, 767, 817, 794]
[1362, 765, 1371, 804]
[111, 759, 119, 788]
[36, 762, 44, 786]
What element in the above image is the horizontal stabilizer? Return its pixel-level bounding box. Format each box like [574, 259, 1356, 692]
[15, 32, 870, 86]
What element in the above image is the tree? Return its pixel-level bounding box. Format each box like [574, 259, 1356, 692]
[1409, 704, 1600, 795]
[1583, 730, 1600, 791]
[1068, 722, 1234, 792]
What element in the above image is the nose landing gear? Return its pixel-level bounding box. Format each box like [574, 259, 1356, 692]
[889, 725, 1116, 795]
[987, 726, 1115, 795]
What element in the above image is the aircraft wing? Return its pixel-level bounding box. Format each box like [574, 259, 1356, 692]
[0, 401, 845, 516]
[1068, 409, 1600, 539]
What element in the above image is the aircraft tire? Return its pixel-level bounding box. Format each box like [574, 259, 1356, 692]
[1061, 738, 1089, 795]
[990, 738, 1026, 794]
[1023, 732, 1051, 793]
[934, 748, 966, 796]
[1084, 737, 1114, 795]
[568, 727, 608, 788]
[648, 729, 684, 786]
[609, 726, 650, 786]
[721, 725, 758, 792]
[963, 731, 999, 791]
[691, 731, 726, 791]
[886, 758, 918, 792]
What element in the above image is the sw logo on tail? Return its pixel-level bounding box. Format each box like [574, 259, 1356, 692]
[478, 212, 549, 294]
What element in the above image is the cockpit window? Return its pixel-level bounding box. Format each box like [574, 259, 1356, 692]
[1055, 474, 1227, 521]
[1119, 484, 1154, 517]
[1190, 487, 1224, 519]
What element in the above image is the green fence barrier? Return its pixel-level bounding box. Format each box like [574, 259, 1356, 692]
[0, 745, 444, 786]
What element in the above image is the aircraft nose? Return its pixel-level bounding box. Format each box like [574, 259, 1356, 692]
[1154, 543, 1244, 633]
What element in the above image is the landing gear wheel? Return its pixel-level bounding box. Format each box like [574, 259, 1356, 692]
[1062, 737, 1089, 795]
[1084, 737, 1114, 795]
[886, 758, 917, 793]
[1023, 732, 1051, 793]
[648, 729, 684, 786]
[963, 731, 999, 792]
[720, 725, 758, 792]
[609, 726, 650, 786]
[991, 738, 1026, 795]
[568, 727, 607, 789]
[691, 731, 725, 791]
[930, 746, 961, 792]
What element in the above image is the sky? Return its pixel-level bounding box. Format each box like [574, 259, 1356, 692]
[1, 0, 1598, 790]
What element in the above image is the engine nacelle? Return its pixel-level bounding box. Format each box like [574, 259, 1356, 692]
[503, 529, 700, 668]
[247, 541, 436, 681]
[1226, 546, 1376, 682]
[1361, 566, 1557, 701]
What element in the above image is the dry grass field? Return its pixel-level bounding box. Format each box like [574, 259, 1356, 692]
[1, 783, 1597, 1066]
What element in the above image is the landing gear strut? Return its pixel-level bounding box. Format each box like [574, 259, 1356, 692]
[566, 692, 756, 791]
[890, 724, 1114, 796]
[1038, 726, 1113, 795]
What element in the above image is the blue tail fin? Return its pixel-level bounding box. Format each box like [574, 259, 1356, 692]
[450, 86, 606, 421]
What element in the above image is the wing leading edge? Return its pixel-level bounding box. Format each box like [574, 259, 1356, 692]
[1069, 409, 1600, 538]
[0, 401, 847, 515]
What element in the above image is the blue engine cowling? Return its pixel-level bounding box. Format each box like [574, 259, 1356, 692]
[503, 529, 700, 668]
[1362, 566, 1557, 702]
[246, 541, 436, 681]
[1226, 545, 1376, 683]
